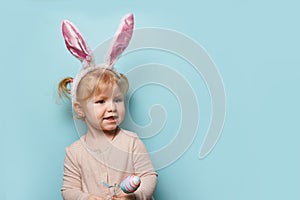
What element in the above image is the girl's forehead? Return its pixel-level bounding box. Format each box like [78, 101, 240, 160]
[95, 84, 123, 96]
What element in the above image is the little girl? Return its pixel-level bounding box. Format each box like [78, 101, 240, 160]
[58, 14, 157, 200]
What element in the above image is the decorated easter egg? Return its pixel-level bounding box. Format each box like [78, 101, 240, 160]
[120, 175, 141, 193]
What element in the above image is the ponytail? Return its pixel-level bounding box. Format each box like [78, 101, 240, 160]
[58, 77, 73, 99]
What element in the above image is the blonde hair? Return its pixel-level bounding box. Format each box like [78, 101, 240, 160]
[58, 77, 73, 99]
[58, 68, 129, 103]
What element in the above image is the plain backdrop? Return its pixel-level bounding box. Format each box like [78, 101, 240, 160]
[1, 0, 300, 199]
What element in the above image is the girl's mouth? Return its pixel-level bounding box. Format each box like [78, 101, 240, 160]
[104, 116, 118, 121]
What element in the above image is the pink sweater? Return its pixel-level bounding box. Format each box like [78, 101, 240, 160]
[61, 129, 157, 200]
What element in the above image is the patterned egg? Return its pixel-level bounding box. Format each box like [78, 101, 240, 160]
[120, 175, 141, 193]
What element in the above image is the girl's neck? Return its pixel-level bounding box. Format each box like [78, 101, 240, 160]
[84, 127, 120, 150]
[103, 126, 120, 140]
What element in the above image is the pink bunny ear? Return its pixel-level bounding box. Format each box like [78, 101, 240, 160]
[105, 13, 134, 67]
[62, 20, 94, 66]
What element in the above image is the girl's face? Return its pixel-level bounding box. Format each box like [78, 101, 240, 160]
[81, 84, 125, 135]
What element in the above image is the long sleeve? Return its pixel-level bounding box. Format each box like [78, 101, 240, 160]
[61, 132, 157, 200]
[61, 147, 89, 200]
[132, 138, 158, 200]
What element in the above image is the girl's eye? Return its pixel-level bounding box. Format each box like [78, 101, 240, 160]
[114, 98, 123, 103]
[96, 100, 105, 104]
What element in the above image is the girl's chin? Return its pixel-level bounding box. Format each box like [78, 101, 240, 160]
[102, 126, 119, 134]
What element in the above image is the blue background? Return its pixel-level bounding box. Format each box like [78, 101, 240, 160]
[1, 0, 300, 199]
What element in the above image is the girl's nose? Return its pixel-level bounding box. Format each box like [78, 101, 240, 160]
[107, 101, 116, 112]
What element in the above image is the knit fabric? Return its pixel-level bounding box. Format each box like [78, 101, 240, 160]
[61, 129, 157, 200]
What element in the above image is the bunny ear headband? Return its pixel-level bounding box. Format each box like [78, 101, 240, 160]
[62, 13, 134, 102]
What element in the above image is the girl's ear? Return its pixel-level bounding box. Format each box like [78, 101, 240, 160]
[105, 13, 134, 67]
[73, 102, 85, 118]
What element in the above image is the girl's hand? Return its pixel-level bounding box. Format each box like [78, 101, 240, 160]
[88, 194, 104, 200]
[112, 193, 136, 200]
